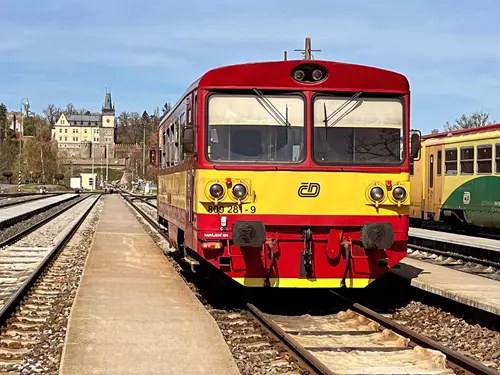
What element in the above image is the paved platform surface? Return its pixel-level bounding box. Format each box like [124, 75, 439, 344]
[59, 195, 240, 375]
[409, 227, 500, 252]
[0, 193, 76, 226]
[391, 257, 500, 315]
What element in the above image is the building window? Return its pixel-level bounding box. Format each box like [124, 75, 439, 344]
[65, 137, 67, 141]
[76, 137, 79, 141]
[445, 148, 458, 175]
[59, 137, 62, 141]
[65, 129, 67, 133]
[496, 144, 500, 174]
[84, 129, 87, 133]
[437, 150, 442, 175]
[477, 145, 492, 174]
[59, 128, 62, 133]
[460, 147, 474, 174]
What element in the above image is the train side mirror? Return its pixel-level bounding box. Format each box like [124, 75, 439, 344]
[182, 127, 195, 154]
[410, 130, 422, 161]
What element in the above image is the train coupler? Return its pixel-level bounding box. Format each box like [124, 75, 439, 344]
[300, 229, 313, 277]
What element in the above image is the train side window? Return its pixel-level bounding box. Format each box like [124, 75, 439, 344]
[429, 154, 434, 188]
[409, 160, 414, 175]
[496, 144, 500, 174]
[477, 145, 492, 174]
[437, 150, 442, 175]
[445, 148, 458, 175]
[179, 113, 185, 162]
[460, 146, 474, 174]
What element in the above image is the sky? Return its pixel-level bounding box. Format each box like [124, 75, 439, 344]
[2, 0, 500, 134]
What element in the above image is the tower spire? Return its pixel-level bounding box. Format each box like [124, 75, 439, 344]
[102, 88, 114, 114]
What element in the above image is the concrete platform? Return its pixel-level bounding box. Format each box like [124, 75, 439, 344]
[0, 193, 76, 228]
[390, 257, 500, 315]
[409, 227, 500, 252]
[59, 195, 240, 375]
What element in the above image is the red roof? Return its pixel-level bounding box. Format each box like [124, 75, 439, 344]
[423, 123, 500, 140]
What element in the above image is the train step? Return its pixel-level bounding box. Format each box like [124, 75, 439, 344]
[181, 254, 200, 272]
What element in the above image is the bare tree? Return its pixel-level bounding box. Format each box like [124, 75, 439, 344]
[43, 104, 62, 128]
[431, 129, 440, 134]
[444, 111, 495, 131]
[65, 103, 77, 116]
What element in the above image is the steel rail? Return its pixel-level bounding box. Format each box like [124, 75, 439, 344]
[247, 303, 334, 375]
[0, 194, 101, 328]
[0, 194, 81, 230]
[124, 194, 497, 374]
[408, 243, 500, 268]
[121, 194, 160, 231]
[0, 194, 60, 209]
[330, 291, 499, 375]
[0, 194, 90, 248]
[0, 192, 67, 198]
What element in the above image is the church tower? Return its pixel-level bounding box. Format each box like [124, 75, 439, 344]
[102, 89, 115, 128]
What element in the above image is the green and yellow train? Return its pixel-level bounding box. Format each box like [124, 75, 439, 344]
[410, 123, 500, 233]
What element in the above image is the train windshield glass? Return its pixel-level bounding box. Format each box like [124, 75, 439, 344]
[207, 94, 305, 163]
[312, 95, 404, 164]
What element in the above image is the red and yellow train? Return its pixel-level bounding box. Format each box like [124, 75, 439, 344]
[155, 56, 420, 288]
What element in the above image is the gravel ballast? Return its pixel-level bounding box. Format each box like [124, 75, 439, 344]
[0, 197, 103, 374]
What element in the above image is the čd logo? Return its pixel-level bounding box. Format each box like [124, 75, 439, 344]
[298, 182, 321, 198]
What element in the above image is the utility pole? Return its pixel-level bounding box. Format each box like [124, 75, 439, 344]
[91, 143, 95, 190]
[106, 143, 109, 184]
[40, 147, 45, 184]
[294, 37, 321, 60]
[142, 124, 146, 179]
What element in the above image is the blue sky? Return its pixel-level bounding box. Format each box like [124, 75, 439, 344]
[2, 0, 500, 134]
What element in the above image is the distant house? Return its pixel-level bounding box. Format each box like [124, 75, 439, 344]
[51, 91, 116, 159]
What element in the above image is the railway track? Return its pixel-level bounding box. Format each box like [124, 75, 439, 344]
[406, 244, 500, 282]
[0, 194, 59, 209]
[0, 194, 101, 372]
[0, 193, 79, 231]
[248, 293, 499, 375]
[123, 195, 499, 375]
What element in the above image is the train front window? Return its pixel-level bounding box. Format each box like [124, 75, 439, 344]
[312, 95, 404, 165]
[206, 94, 305, 163]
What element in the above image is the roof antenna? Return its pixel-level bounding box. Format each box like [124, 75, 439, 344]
[294, 37, 321, 60]
[284, 51, 288, 61]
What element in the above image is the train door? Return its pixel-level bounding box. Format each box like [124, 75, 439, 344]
[184, 93, 196, 251]
[424, 145, 443, 221]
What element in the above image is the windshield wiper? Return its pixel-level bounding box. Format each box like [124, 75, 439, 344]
[323, 91, 363, 127]
[253, 88, 291, 127]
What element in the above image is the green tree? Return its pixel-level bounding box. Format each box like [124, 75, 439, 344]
[23, 115, 47, 136]
[0, 104, 8, 143]
[21, 124, 58, 183]
[444, 111, 495, 131]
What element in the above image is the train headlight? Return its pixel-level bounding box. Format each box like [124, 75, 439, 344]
[232, 184, 247, 199]
[312, 69, 323, 81]
[392, 186, 407, 201]
[293, 70, 305, 81]
[209, 183, 224, 199]
[370, 186, 385, 202]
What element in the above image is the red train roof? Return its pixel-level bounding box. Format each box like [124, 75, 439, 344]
[423, 123, 500, 140]
[198, 60, 409, 92]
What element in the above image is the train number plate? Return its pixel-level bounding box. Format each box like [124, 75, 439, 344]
[206, 205, 256, 214]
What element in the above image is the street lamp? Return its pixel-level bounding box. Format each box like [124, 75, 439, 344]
[18, 98, 29, 191]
